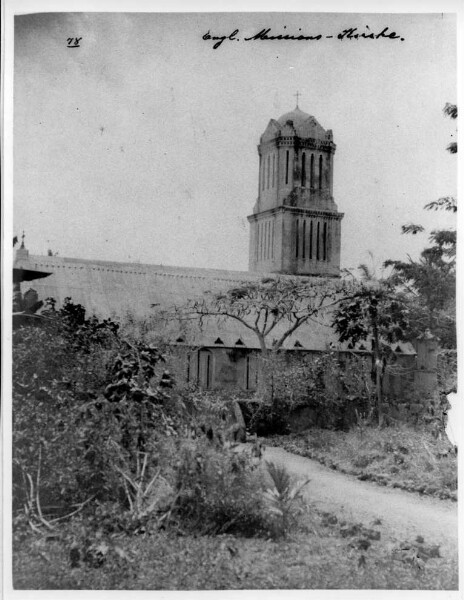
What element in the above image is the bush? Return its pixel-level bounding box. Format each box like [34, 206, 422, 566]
[12, 300, 175, 524]
[240, 352, 375, 435]
[263, 462, 310, 538]
[172, 437, 270, 537]
[239, 399, 291, 436]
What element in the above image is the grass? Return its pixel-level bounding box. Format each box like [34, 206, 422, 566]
[266, 424, 457, 500]
[13, 506, 458, 590]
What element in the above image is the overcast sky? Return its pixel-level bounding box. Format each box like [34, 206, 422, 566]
[13, 11, 457, 273]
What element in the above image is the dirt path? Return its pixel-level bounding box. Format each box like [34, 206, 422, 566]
[263, 445, 458, 559]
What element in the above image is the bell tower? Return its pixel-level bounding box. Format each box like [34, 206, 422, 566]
[247, 104, 343, 277]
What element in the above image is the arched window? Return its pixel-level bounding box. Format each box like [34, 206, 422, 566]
[302, 220, 306, 259]
[285, 150, 289, 185]
[301, 153, 306, 187]
[316, 221, 320, 260]
[197, 349, 213, 389]
[272, 154, 275, 187]
[267, 155, 270, 189]
[245, 354, 258, 390]
[261, 157, 265, 191]
[265, 221, 269, 259]
[309, 220, 313, 259]
[261, 223, 264, 260]
[319, 155, 323, 190]
[271, 221, 275, 259]
[268, 221, 271, 258]
[186, 353, 191, 382]
[323, 222, 327, 261]
[246, 355, 251, 390]
[310, 154, 314, 188]
[295, 219, 299, 258]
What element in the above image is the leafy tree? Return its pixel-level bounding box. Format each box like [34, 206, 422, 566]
[179, 276, 347, 398]
[384, 104, 457, 347]
[332, 278, 411, 425]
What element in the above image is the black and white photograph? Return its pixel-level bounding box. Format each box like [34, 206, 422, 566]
[3, 1, 461, 595]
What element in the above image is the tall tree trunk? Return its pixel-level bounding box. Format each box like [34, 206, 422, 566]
[255, 341, 277, 405]
[372, 324, 383, 427]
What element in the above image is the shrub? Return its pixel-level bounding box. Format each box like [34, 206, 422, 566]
[239, 399, 291, 436]
[264, 462, 310, 538]
[172, 437, 270, 536]
[12, 300, 174, 527]
[255, 352, 376, 433]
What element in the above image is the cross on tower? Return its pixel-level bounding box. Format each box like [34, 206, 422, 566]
[294, 90, 302, 108]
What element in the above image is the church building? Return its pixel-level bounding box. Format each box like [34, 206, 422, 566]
[13, 104, 415, 393]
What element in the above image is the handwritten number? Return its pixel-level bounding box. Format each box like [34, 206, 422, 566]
[67, 37, 82, 48]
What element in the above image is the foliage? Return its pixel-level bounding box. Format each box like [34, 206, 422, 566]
[264, 462, 310, 538]
[443, 102, 457, 153]
[172, 436, 270, 537]
[12, 299, 175, 528]
[273, 352, 375, 430]
[384, 103, 457, 348]
[42, 297, 120, 351]
[239, 399, 291, 436]
[13, 505, 457, 590]
[14, 295, 311, 591]
[332, 283, 410, 349]
[239, 352, 375, 434]
[331, 279, 411, 424]
[177, 276, 348, 399]
[186, 276, 345, 354]
[268, 424, 457, 501]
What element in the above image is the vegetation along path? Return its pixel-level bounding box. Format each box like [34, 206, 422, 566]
[263, 445, 458, 560]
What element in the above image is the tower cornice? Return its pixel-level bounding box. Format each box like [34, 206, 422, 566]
[259, 136, 336, 153]
[247, 205, 344, 223]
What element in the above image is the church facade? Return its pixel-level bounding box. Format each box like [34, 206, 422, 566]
[14, 105, 418, 396]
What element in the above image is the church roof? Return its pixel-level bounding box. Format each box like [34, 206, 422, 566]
[261, 106, 330, 142]
[277, 107, 312, 128]
[14, 252, 415, 355]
